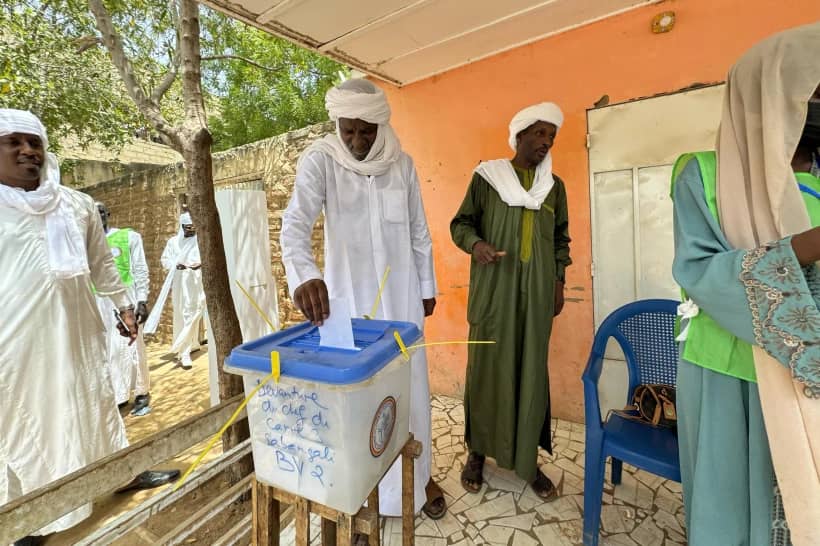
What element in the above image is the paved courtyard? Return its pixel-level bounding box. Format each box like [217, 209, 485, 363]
[281, 395, 687, 546]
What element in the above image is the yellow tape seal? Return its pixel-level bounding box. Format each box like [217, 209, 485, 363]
[173, 351, 279, 491]
[271, 350, 280, 384]
[393, 330, 411, 361]
[235, 280, 278, 333]
[364, 266, 391, 320]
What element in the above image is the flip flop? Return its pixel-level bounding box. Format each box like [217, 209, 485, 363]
[422, 479, 447, 520]
[115, 470, 181, 494]
[531, 470, 558, 501]
[131, 394, 151, 416]
[460, 452, 485, 494]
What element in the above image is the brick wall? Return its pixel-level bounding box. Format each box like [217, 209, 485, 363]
[83, 122, 333, 342]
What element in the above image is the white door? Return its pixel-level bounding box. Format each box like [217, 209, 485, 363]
[587, 84, 725, 416]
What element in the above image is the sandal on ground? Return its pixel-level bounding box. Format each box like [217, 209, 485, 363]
[460, 452, 485, 494]
[115, 469, 181, 493]
[422, 479, 447, 520]
[531, 470, 558, 501]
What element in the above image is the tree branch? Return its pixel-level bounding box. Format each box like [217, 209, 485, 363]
[201, 55, 286, 73]
[150, 0, 182, 103]
[150, 49, 180, 104]
[87, 0, 180, 147]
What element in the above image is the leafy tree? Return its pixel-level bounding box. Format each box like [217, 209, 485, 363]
[0, 1, 343, 153]
[200, 13, 343, 151]
[0, 2, 145, 150]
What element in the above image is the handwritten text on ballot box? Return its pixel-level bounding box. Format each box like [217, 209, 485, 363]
[228, 319, 420, 514]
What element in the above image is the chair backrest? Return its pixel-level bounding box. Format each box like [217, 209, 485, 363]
[595, 299, 679, 398]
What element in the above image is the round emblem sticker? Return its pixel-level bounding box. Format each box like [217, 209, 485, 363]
[111, 247, 122, 258]
[370, 396, 397, 457]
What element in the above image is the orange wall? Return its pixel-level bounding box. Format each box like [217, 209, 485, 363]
[379, 0, 820, 422]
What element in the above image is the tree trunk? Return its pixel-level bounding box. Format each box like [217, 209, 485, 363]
[182, 129, 251, 477]
[89, 0, 251, 479]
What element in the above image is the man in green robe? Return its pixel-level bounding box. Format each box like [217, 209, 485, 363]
[450, 102, 571, 499]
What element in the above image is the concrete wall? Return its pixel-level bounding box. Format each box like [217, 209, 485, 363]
[83, 122, 333, 342]
[378, 0, 820, 422]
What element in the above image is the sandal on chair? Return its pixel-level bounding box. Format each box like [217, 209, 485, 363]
[460, 452, 485, 494]
[531, 470, 558, 501]
[422, 479, 447, 520]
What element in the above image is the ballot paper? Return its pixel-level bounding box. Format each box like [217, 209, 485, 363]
[319, 297, 356, 350]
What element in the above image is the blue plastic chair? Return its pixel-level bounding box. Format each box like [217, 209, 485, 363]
[581, 299, 681, 546]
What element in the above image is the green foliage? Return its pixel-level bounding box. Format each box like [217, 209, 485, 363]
[0, 1, 145, 150]
[0, 1, 345, 153]
[200, 12, 345, 151]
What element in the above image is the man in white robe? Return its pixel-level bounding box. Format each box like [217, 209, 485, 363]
[157, 213, 206, 369]
[95, 202, 153, 415]
[0, 110, 140, 542]
[281, 79, 446, 521]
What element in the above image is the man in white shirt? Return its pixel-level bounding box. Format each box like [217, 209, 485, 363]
[281, 79, 446, 522]
[0, 109, 140, 543]
[96, 202, 153, 415]
[151, 212, 206, 369]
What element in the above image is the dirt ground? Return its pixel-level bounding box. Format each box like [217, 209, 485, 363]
[43, 341, 251, 545]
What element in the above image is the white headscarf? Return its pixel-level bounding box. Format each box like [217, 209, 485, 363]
[0, 109, 89, 278]
[712, 23, 820, 544]
[298, 78, 402, 176]
[474, 102, 564, 210]
[176, 212, 200, 266]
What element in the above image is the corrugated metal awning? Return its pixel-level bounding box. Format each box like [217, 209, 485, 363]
[202, 0, 662, 86]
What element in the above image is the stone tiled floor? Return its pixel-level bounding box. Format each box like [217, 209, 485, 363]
[282, 395, 686, 545]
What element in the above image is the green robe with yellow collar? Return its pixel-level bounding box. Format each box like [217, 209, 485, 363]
[451, 165, 572, 481]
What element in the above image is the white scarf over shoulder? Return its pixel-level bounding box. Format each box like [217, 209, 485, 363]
[0, 109, 89, 278]
[475, 102, 564, 209]
[298, 78, 401, 176]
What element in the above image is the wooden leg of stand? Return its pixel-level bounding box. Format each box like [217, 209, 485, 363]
[295, 497, 310, 545]
[252, 479, 280, 546]
[368, 488, 381, 546]
[321, 517, 338, 546]
[337, 514, 354, 546]
[402, 447, 415, 546]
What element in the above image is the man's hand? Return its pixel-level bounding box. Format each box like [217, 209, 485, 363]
[176, 264, 187, 270]
[294, 279, 330, 326]
[553, 280, 565, 317]
[423, 298, 436, 317]
[472, 241, 506, 265]
[116, 308, 139, 345]
[136, 301, 150, 324]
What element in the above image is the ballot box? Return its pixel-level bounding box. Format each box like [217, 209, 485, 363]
[225, 318, 420, 514]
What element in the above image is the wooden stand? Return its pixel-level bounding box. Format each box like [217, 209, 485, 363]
[253, 436, 423, 546]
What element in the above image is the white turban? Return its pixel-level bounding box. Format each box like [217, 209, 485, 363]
[299, 78, 401, 176]
[0, 110, 49, 152]
[180, 212, 192, 225]
[0, 109, 89, 278]
[508, 102, 564, 152]
[325, 78, 391, 124]
[473, 102, 564, 210]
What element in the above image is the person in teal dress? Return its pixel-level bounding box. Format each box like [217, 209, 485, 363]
[672, 23, 820, 546]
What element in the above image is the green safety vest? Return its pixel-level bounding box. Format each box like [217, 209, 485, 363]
[796, 171, 820, 225]
[671, 152, 756, 382]
[107, 228, 133, 287]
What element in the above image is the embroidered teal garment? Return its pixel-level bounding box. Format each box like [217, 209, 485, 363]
[670, 158, 820, 546]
